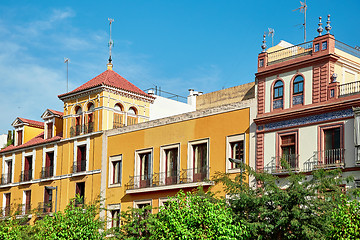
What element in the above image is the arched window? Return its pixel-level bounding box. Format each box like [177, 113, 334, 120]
[86, 103, 94, 133]
[273, 80, 283, 109]
[128, 107, 137, 115]
[114, 103, 123, 112]
[87, 103, 95, 112]
[293, 75, 304, 106]
[113, 104, 124, 129]
[127, 107, 138, 126]
[75, 106, 82, 115]
[73, 106, 82, 136]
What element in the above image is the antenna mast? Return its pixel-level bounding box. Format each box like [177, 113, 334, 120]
[108, 18, 114, 64]
[267, 28, 275, 47]
[64, 58, 69, 92]
[293, 0, 307, 42]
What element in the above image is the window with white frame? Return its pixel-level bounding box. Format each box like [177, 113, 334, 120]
[42, 146, 56, 179]
[3, 156, 14, 185]
[23, 190, 31, 214]
[188, 139, 209, 182]
[73, 138, 89, 174]
[107, 203, 121, 229]
[3, 193, 11, 216]
[134, 199, 152, 210]
[109, 155, 122, 186]
[226, 134, 245, 173]
[22, 151, 35, 182]
[158, 197, 170, 210]
[134, 149, 153, 188]
[160, 144, 180, 186]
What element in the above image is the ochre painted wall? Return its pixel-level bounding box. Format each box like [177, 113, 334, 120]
[106, 107, 250, 213]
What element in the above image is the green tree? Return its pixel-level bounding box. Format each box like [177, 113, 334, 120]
[112, 188, 249, 240]
[215, 162, 354, 240]
[34, 196, 104, 240]
[328, 195, 360, 239]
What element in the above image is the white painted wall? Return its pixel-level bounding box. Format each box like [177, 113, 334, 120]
[0, 134, 7, 149]
[264, 67, 313, 113]
[149, 95, 196, 120]
[263, 132, 276, 168]
[263, 118, 356, 172]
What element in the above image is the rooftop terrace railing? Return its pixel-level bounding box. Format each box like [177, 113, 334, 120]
[339, 81, 360, 96]
[335, 40, 360, 59]
[267, 41, 313, 65]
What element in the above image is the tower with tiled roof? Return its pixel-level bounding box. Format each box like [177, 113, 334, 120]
[58, 64, 155, 139]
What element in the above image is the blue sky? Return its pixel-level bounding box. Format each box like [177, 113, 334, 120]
[0, 0, 359, 134]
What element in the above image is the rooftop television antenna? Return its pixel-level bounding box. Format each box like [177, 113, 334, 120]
[293, 0, 307, 42]
[64, 58, 69, 92]
[108, 18, 114, 64]
[267, 28, 275, 47]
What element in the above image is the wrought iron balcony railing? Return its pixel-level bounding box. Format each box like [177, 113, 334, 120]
[3, 206, 10, 217]
[18, 203, 31, 215]
[70, 125, 82, 137]
[38, 202, 52, 214]
[20, 170, 33, 182]
[267, 41, 313, 66]
[314, 148, 345, 169]
[41, 166, 54, 179]
[125, 167, 209, 190]
[84, 122, 94, 134]
[0, 173, 12, 185]
[72, 160, 86, 173]
[264, 154, 299, 174]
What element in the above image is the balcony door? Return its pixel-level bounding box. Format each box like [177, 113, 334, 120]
[45, 152, 54, 178]
[324, 128, 341, 165]
[44, 188, 53, 212]
[165, 148, 178, 185]
[140, 152, 151, 188]
[24, 156, 33, 181]
[280, 135, 297, 169]
[193, 143, 207, 182]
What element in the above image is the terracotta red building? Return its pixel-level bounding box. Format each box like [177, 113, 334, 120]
[255, 16, 360, 187]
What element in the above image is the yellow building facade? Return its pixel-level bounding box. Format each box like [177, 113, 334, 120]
[0, 62, 256, 228]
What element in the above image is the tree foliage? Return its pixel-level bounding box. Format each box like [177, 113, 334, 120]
[328, 195, 360, 239]
[34, 197, 104, 240]
[112, 188, 249, 240]
[214, 161, 356, 240]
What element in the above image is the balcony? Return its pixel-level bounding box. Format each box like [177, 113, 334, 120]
[38, 202, 52, 214]
[84, 122, 94, 134]
[41, 166, 54, 179]
[20, 170, 33, 182]
[338, 81, 360, 97]
[70, 125, 82, 137]
[0, 174, 12, 185]
[264, 154, 299, 174]
[267, 41, 313, 66]
[72, 160, 86, 173]
[126, 167, 211, 193]
[18, 203, 31, 215]
[314, 148, 345, 169]
[113, 121, 125, 129]
[3, 206, 10, 217]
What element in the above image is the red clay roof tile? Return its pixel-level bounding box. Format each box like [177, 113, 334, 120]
[58, 69, 153, 99]
[0, 132, 62, 153]
[18, 118, 44, 128]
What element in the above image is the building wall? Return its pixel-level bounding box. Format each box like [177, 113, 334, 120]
[102, 98, 256, 221]
[264, 67, 312, 113]
[196, 82, 255, 110]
